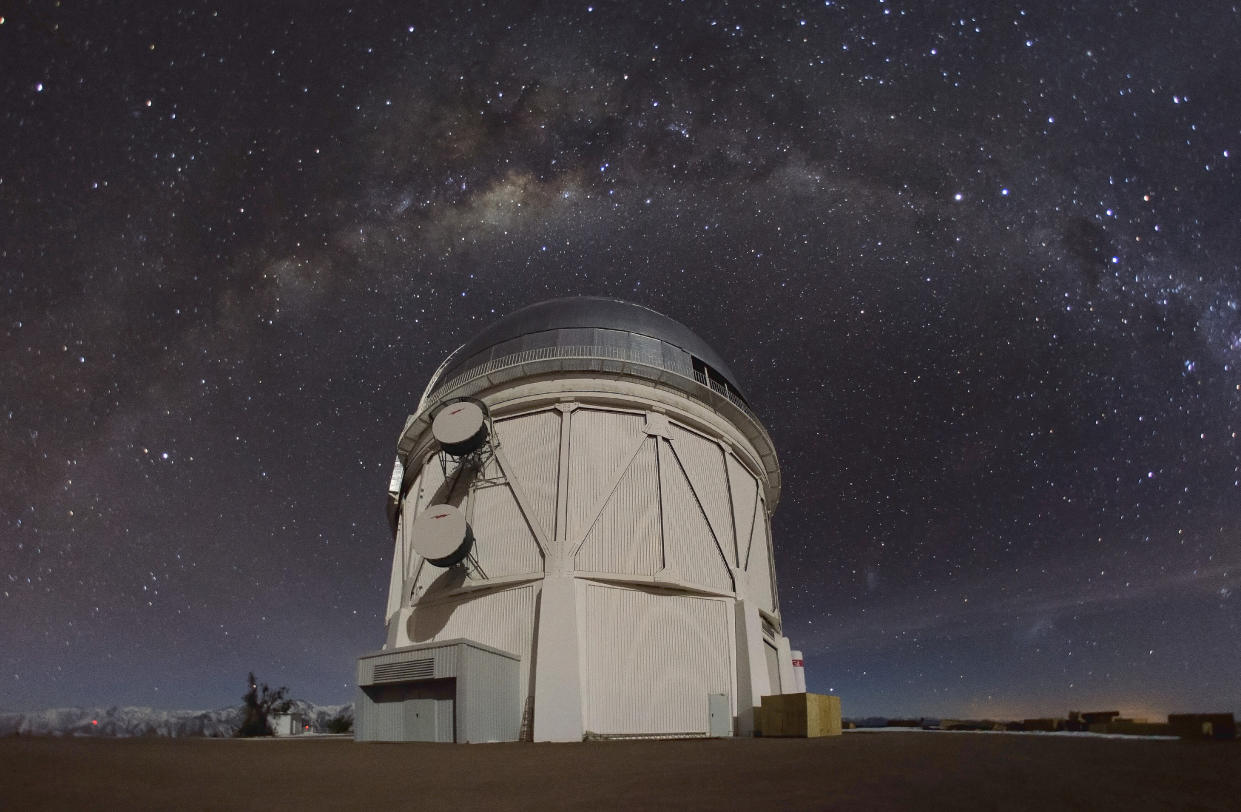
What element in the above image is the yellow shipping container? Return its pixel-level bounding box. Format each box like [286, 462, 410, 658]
[757, 693, 842, 737]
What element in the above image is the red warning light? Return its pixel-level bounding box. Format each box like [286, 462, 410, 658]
[91, 720, 98, 726]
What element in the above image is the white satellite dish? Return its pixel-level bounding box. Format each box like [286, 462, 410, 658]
[410, 504, 475, 567]
[432, 400, 489, 456]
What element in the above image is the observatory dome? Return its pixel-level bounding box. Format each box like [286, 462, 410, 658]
[411, 297, 776, 498]
[359, 297, 800, 744]
[426, 296, 747, 403]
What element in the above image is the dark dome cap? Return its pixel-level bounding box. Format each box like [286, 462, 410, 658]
[436, 296, 745, 396]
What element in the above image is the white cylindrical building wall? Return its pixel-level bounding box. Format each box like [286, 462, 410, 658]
[372, 298, 790, 740]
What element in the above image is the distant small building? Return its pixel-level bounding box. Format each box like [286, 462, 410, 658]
[1080, 710, 1120, 726]
[1022, 718, 1064, 732]
[1168, 713, 1236, 741]
[1061, 710, 1236, 740]
[1102, 719, 1173, 737]
[937, 719, 1002, 731]
[270, 713, 307, 736]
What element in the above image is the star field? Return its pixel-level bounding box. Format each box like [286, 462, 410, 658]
[2, 2, 1238, 718]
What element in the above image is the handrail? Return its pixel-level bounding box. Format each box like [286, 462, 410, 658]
[421, 343, 766, 428]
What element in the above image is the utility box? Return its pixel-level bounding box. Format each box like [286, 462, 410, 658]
[756, 693, 842, 737]
[708, 693, 732, 737]
[356, 639, 520, 743]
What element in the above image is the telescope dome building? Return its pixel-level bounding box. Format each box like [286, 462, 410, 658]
[356, 297, 799, 742]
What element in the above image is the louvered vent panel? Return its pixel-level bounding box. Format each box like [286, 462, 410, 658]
[372, 658, 434, 683]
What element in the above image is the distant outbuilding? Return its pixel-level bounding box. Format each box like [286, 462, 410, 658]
[270, 713, 306, 736]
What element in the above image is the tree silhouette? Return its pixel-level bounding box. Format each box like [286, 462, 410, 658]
[325, 710, 354, 734]
[235, 671, 293, 737]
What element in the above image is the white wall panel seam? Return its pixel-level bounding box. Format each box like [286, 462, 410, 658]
[742, 497, 759, 571]
[467, 480, 543, 578]
[569, 429, 650, 558]
[568, 410, 646, 541]
[667, 426, 734, 565]
[491, 445, 550, 554]
[721, 448, 740, 569]
[574, 438, 661, 575]
[493, 411, 561, 546]
[657, 443, 732, 593]
[663, 438, 735, 589]
[726, 454, 760, 572]
[764, 509, 780, 616]
[654, 429, 667, 571]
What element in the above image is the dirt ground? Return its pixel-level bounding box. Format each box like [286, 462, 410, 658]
[2, 732, 1238, 811]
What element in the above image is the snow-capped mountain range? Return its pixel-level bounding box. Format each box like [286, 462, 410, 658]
[0, 699, 353, 738]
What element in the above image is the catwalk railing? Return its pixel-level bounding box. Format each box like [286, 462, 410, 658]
[423, 343, 765, 428]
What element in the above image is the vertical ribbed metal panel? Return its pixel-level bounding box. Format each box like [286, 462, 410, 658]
[436, 692, 456, 742]
[417, 455, 447, 512]
[726, 455, 759, 569]
[763, 511, 779, 614]
[494, 410, 561, 540]
[459, 644, 520, 742]
[567, 409, 645, 540]
[396, 468, 425, 607]
[764, 641, 781, 694]
[668, 425, 734, 566]
[582, 584, 732, 735]
[356, 685, 405, 742]
[659, 442, 733, 593]
[574, 438, 661, 575]
[468, 481, 543, 578]
[747, 504, 776, 613]
[408, 585, 535, 708]
[407, 554, 439, 600]
[392, 467, 423, 606]
[385, 532, 404, 619]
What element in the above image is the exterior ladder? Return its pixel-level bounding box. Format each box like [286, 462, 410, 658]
[518, 695, 535, 742]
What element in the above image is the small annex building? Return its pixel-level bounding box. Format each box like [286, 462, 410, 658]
[270, 712, 306, 736]
[356, 639, 519, 742]
[355, 297, 804, 742]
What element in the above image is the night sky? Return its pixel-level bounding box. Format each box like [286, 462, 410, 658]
[3, 2, 1238, 719]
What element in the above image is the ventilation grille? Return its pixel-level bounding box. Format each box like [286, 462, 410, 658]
[584, 731, 708, 741]
[372, 658, 434, 683]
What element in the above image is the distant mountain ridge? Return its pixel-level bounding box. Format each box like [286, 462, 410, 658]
[0, 700, 352, 738]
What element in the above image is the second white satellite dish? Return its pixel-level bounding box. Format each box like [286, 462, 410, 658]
[410, 503, 475, 567]
[432, 400, 489, 456]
